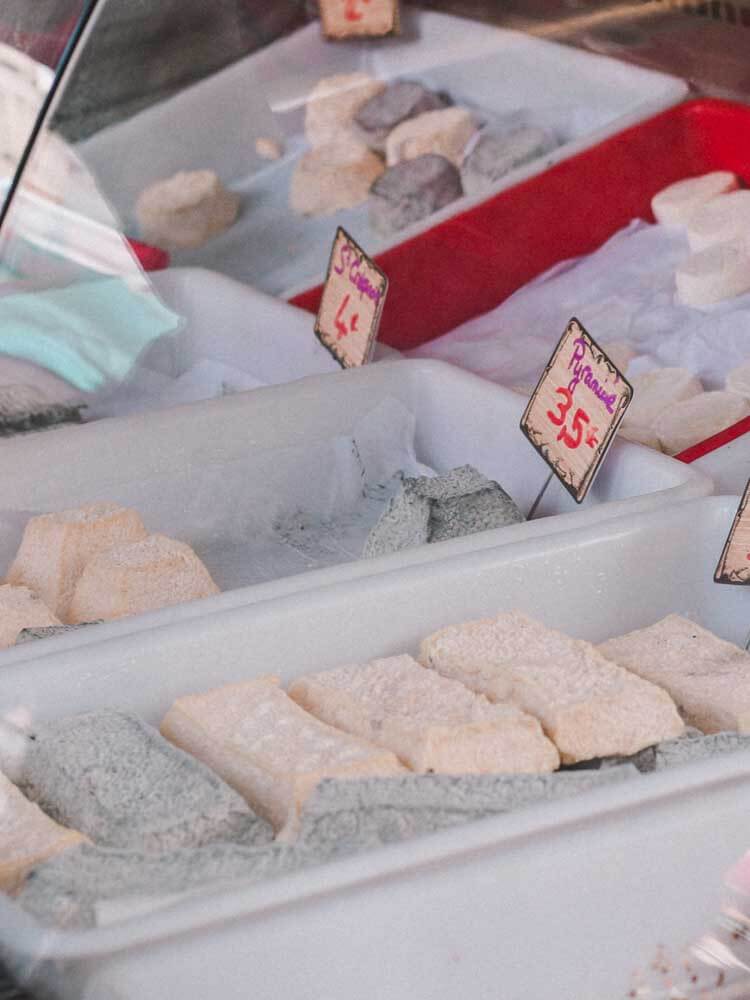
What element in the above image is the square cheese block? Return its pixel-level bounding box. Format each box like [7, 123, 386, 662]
[304, 73, 385, 148]
[419, 611, 684, 763]
[20, 709, 272, 851]
[0, 769, 85, 894]
[68, 533, 219, 623]
[654, 391, 749, 456]
[136, 170, 240, 251]
[0, 584, 60, 649]
[160, 676, 405, 836]
[385, 107, 476, 168]
[599, 615, 750, 734]
[6, 502, 148, 622]
[676, 237, 750, 307]
[288, 654, 559, 774]
[650, 171, 738, 226]
[290, 138, 384, 216]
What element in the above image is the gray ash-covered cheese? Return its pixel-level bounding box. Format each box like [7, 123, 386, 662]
[364, 465, 523, 557]
[15, 621, 102, 645]
[354, 81, 449, 152]
[369, 153, 462, 236]
[586, 728, 750, 774]
[18, 710, 273, 852]
[461, 126, 557, 198]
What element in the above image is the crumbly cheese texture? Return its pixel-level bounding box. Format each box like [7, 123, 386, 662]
[161, 677, 404, 836]
[686, 189, 750, 252]
[68, 533, 219, 623]
[6, 502, 148, 622]
[304, 73, 386, 148]
[386, 107, 476, 168]
[0, 584, 60, 649]
[651, 171, 739, 226]
[0, 769, 85, 894]
[654, 391, 749, 456]
[676, 237, 750, 307]
[289, 654, 559, 774]
[419, 611, 684, 763]
[599, 615, 750, 734]
[136, 169, 240, 250]
[290, 138, 384, 216]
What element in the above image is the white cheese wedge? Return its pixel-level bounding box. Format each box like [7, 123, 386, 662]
[655, 390, 749, 455]
[676, 237, 750, 307]
[161, 677, 404, 836]
[726, 360, 750, 401]
[621, 368, 703, 433]
[386, 107, 477, 168]
[68, 534, 219, 624]
[0, 769, 84, 894]
[651, 171, 738, 226]
[599, 615, 750, 733]
[136, 170, 240, 251]
[289, 654, 559, 774]
[419, 611, 684, 764]
[7, 502, 148, 623]
[304, 73, 385, 148]
[290, 138, 384, 216]
[686, 190, 750, 252]
[0, 584, 60, 649]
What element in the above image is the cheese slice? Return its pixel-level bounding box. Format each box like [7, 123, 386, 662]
[655, 391, 749, 455]
[289, 654, 559, 774]
[676, 237, 750, 307]
[419, 611, 684, 763]
[161, 677, 404, 837]
[0, 584, 60, 649]
[386, 107, 476, 168]
[651, 171, 738, 226]
[7, 502, 148, 622]
[0, 769, 84, 894]
[686, 190, 750, 252]
[599, 615, 750, 734]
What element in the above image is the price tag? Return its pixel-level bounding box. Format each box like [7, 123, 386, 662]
[715, 479, 750, 585]
[315, 227, 388, 369]
[520, 318, 633, 504]
[319, 0, 400, 39]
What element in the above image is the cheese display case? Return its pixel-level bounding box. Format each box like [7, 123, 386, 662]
[4, 2, 750, 999]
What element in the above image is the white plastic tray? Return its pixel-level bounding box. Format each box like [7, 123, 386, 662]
[76, 11, 687, 296]
[1, 495, 749, 1000]
[0, 357, 710, 666]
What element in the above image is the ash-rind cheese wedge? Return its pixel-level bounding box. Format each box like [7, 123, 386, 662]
[419, 611, 684, 764]
[599, 615, 750, 734]
[654, 391, 749, 456]
[7, 501, 148, 622]
[0, 769, 85, 894]
[650, 171, 738, 226]
[0, 584, 60, 649]
[288, 654, 560, 774]
[686, 190, 750, 252]
[16, 710, 272, 852]
[68, 533, 219, 623]
[160, 677, 405, 837]
[676, 237, 750, 307]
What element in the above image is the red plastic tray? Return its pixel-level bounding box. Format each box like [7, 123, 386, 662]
[291, 97, 750, 461]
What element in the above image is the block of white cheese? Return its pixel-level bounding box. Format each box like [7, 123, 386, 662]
[386, 107, 476, 168]
[620, 368, 703, 435]
[68, 533, 219, 623]
[0, 769, 85, 894]
[618, 422, 663, 451]
[651, 171, 738, 226]
[726, 360, 750, 401]
[136, 170, 240, 251]
[7, 502, 148, 622]
[686, 190, 750, 252]
[304, 73, 385, 148]
[161, 676, 405, 836]
[655, 391, 749, 455]
[0, 584, 60, 649]
[289, 654, 559, 774]
[676, 237, 750, 307]
[599, 615, 750, 733]
[290, 138, 384, 216]
[419, 611, 684, 763]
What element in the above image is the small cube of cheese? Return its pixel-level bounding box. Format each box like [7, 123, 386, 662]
[419, 611, 684, 763]
[289, 654, 559, 774]
[161, 677, 405, 836]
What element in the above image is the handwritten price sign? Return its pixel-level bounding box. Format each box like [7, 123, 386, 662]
[319, 0, 400, 38]
[715, 479, 750, 584]
[521, 318, 633, 503]
[315, 227, 388, 368]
